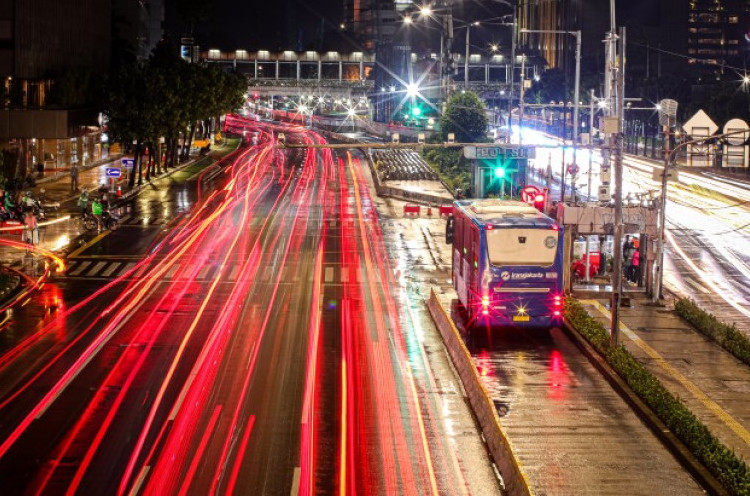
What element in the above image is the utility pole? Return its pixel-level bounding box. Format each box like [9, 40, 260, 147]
[607, 9, 626, 347]
[519, 54, 526, 145]
[653, 98, 677, 304]
[571, 30, 582, 203]
[585, 89, 596, 281]
[465, 24, 471, 88]
[508, 5, 516, 139]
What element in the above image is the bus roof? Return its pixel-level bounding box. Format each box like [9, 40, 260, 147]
[454, 199, 557, 228]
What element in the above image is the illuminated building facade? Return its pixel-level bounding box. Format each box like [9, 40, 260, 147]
[687, 0, 750, 67]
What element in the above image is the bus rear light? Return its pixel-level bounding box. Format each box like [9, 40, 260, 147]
[481, 296, 490, 307]
[482, 309, 489, 316]
[553, 310, 561, 317]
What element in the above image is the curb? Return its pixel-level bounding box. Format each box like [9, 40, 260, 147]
[561, 317, 729, 496]
[426, 289, 534, 496]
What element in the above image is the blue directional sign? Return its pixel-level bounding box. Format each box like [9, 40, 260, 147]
[105, 167, 121, 178]
[121, 158, 135, 168]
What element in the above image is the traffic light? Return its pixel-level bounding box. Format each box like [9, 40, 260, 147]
[493, 164, 506, 178]
[411, 105, 422, 117]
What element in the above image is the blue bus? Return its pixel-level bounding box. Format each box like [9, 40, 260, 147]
[447, 199, 564, 328]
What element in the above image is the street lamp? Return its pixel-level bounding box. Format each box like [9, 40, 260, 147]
[521, 28, 581, 199]
[462, 21, 481, 88]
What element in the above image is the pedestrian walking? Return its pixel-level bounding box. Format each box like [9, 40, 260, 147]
[71, 165, 79, 192]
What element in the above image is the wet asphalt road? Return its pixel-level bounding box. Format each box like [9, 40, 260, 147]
[0, 120, 499, 495]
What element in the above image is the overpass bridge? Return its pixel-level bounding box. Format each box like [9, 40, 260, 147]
[201, 49, 540, 102]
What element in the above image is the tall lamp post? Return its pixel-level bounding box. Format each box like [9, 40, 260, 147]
[521, 28, 581, 199]
[464, 21, 480, 88]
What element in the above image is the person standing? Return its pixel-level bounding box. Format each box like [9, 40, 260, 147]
[631, 247, 641, 285]
[71, 165, 79, 192]
[78, 190, 90, 216]
[91, 196, 103, 232]
[23, 209, 38, 247]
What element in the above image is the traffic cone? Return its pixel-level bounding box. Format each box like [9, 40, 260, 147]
[116, 185, 122, 198]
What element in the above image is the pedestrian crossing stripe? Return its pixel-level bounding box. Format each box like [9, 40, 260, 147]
[86, 261, 108, 276]
[100, 262, 122, 278]
[69, 261, 92, 276]
[62, 260, 366, 284]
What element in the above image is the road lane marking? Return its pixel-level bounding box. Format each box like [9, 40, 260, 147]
[583, 299, 750, 446]
[341, 266, 349, 283]
[67, 230, 111, 258]
[197, 264, 212, 280]
[121, 262, 137, 276]
[324, 266, 334, 283]
[291, 467, 301, 496]
[165, 263, 180, 279]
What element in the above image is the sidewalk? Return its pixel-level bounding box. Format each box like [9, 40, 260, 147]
[579, 297, 750, 465]
[0, 147, 229, 273]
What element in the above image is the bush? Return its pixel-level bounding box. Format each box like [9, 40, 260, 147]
[565, 299, 750, 495]
[423, 148, 471, 194]
[675, 298, 750, 366]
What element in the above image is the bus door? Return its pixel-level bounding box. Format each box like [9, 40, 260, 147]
[469, 224, 480, 306]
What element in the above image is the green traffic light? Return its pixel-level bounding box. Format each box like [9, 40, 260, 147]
[412, 106, 421, 116]
[494, 167, 505, 178]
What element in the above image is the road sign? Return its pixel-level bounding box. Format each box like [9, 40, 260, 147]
[684, 109, 718, 137]
[463, 145, 533, 160]
[520, 185, 541, 203]
[652, 168, 678, 182]
[567, 163, 580, 175]
[105, 167, 121, 178]
[121, 158, 134, 168]
[723, 118, 749, 146]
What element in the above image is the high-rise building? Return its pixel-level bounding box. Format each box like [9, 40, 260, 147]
[0, 0, 113, 180]
[518, 0, 608, 71]
[0, 0, 111, 102]
[687, 0, 750, 68]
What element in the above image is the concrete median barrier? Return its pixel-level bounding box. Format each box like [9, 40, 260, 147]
[427, 289, 534, 496]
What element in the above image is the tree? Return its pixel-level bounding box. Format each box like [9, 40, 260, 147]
[440, 91, 489, 143]
[528, 68, 567, 104]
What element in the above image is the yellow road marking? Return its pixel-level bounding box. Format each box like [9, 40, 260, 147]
[582, 299, 750, 446]
[67, 231, 111, 258]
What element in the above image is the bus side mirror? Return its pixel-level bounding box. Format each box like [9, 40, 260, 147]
[445, 216, 454, 244]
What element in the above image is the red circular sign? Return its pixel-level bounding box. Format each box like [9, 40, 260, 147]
[521, 185, 541, 203]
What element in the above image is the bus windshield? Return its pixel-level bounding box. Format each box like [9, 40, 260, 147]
[487, 228, 558, 266]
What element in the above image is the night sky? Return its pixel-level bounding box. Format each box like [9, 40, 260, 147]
[189, 0, 664, 53]
[198, 0, 346, 51]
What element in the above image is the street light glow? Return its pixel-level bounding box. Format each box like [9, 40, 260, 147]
[347, 108, 356, 117]
[419, 5, 432, 16]
[403, 16, 413, 25]
[490, 44, 499, 52]
[406, 83, 419, 97]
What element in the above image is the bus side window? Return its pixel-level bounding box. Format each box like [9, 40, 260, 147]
[472, 229, 479, 269]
